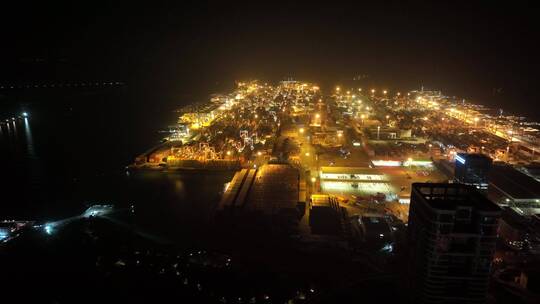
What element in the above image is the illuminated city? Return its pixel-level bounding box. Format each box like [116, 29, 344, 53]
[2, 2, 540, 304]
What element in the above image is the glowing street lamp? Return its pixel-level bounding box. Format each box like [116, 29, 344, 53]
[336, 86, 340, 92]
[371, 89, 375, 94]
[315, 113, 321, 119]
[311, 177, 316, 183]
[305, 152, 310, 157]
[226, 151, 231, 156]
[257, 151, 262, 156]
[299, 128, 305, 134]
[383, 90, 387, 95]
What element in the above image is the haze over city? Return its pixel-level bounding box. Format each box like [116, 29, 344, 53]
[1, 2, 540, 303]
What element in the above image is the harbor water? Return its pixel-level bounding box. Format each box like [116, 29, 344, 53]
[0, 86, 234, 245]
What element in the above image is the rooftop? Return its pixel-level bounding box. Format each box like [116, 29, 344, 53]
[245, 164, 299, 215]
[320, 166, 383, 176]
[412, 182, 500, 212]
[311, 194, 332, 207]
[490, 165, 540, 200]
[457, 152, 492, 161]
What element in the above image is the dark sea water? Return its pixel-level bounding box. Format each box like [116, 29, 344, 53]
[0, 86, 234, 245]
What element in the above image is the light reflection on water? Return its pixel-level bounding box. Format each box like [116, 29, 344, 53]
[23, 117, 36, 160]
[0, 100, 235, 246]
[11, 119, 17, 137]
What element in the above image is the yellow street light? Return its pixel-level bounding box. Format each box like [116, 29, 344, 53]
[336, 86, 340, 92]
[397, 92, 401, 96]
[257, 151, 262, 156]
[299, 128, 305, 134]
[226, 151, 231, 156]
[358, 88, 362, 92]
[311, 177, 316, 183]
[315, 113, 321, 118]
[371, 89, 375, 94]
[305, 152, 310, 157]
[383, 90, 387, 95]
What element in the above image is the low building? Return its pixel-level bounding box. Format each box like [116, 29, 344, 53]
[488, 164, 540, 206]
[319, 166, 386, 182]
[358, 213, 392, 244]
[498, 206, 540, 253]
[498, 207, 530, 250]
[364, 126, 412, 140]
[217, 164, 301, 234]
[311, 128, 344, 147]
[319, 167, 395, 199]
[309, 195, 343, 235]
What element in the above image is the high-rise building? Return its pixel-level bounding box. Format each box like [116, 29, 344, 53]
[408, 183, 501, 304]
[454, 153, 493, 191]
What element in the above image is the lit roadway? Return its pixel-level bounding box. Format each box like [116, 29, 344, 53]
[297, 130, 318, 178]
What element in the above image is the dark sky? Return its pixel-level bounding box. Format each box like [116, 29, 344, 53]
[1, 1, 539, 114]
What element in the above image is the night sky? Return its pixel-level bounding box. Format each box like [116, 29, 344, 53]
[1, 2, 539, 115]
